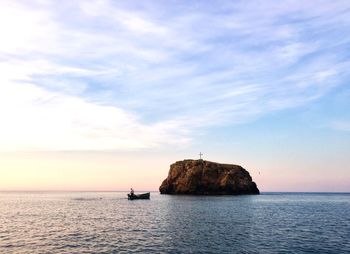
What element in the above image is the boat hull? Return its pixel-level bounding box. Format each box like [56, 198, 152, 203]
[127, 192, 150, 200]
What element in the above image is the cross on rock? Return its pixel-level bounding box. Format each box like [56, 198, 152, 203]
[199, 152, 203, 160]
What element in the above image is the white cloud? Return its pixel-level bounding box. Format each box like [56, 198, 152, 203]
[0, 0, 349, 151]
[0, 79, 190, 151]
[331, 121, 350, 132]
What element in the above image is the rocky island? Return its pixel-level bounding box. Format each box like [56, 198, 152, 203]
[159, 159, 259, 195]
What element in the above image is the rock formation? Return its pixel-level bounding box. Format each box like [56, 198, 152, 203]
[159, 159, 259, 195]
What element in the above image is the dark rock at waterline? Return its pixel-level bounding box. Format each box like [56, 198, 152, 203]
[159, 159, 259, 195]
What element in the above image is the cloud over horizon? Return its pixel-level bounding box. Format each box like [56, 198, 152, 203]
[1, 0, 350, 151]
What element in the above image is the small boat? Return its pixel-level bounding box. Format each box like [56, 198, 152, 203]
[127, 192, 150, 200]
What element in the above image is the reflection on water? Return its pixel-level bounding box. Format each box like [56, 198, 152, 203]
[0, 192, 349, 253]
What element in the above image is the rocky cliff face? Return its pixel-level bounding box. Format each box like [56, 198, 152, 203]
[159, 160, 259, 195]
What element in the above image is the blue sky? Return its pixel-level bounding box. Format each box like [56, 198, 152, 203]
[0, 0, 349, 191]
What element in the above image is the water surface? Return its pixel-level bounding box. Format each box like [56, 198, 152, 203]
[0, 192, 349, 253]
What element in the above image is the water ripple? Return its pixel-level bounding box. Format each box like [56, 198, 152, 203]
[0, 192, 349, 253]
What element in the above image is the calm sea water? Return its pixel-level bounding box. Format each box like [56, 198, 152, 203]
[0, 192, 349, 253]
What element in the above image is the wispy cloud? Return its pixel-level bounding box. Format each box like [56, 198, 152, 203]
[1, 0, 350, 150]
[331, 121, 350, 132]
[0, 79, 190, 151]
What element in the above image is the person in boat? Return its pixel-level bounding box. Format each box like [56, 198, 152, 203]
[130, 188, 135, 197]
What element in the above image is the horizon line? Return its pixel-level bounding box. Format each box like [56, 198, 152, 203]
[0, 190, 349, 194]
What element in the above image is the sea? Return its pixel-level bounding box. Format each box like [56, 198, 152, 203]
[0, 192, 349, 254]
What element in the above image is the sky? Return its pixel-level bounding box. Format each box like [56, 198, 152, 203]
[0, 0, 349, 192]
